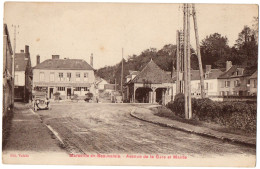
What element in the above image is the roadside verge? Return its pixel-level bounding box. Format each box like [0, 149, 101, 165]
[130, 106, 256, 147]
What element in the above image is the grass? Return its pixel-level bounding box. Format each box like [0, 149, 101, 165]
[155, 106, 256, 137]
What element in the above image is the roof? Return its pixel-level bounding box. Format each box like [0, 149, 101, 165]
[34, 59, 94, 70]
[14, 53, 28, 71]
[171, 68, 223, 81]
[129, 59, 174, 84]
[4, 24, 13, 55]
[217, 65, 255, 79]
[250, 70, 257, 79]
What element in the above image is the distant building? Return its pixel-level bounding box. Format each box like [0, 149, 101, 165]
[249, 70, 257, 96]
[3, 24, 14, 116]
[189, 65, 223, 97]
[95, 78, 109, 91]
[14, 45, 33, 102]
[218, 61, 252, 96]
[125, 59, 174, 104]
[33, 55, 95, 100]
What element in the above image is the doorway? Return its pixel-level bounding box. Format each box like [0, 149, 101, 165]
[67, 88, 71, 99]
[49, 88, 54, 99]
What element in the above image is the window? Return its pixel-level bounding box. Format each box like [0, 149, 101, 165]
[209, 83, 213, 90]
[50, 72, 55, 82]
[84, 73, 88, 81]
[225, 81, 230, 87]
[205, 82, 208, 90]
[234, 80, 240, 87]
[74, 87, 88, 91]
[67, 73, 71, 81]
[254, 80, 257, 88]
[76, 73, 80, 82]
[57, 87, 65, 91]
[59, 73, 63, 81]
[40, 72, 45, 82]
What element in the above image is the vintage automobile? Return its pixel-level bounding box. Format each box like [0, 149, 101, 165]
[32, 90, 50, 111]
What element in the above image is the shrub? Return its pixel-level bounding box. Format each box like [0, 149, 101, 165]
[167, 95, 256, 133]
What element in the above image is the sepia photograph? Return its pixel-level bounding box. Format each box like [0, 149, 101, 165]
[2, 1, 258, 167]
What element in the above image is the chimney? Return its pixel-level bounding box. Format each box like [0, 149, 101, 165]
[90, 53, 93, 67]
[226, 61, 232, 71]
[36, 55, 40, 65]
[52, 55, 60, 59]
[25, 45, 29, 54]
[206, 65, 211, 72]
[20, 50, 24, 53]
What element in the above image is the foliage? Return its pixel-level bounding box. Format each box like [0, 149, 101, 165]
[85, 92, 94, 99]
[167, 97, 256, 132]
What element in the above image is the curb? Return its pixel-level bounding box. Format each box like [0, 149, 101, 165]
[130, 108, 256, 148]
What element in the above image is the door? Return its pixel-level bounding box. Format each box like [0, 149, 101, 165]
[67, 88, 71, 99]
[49, 88, 54, 99]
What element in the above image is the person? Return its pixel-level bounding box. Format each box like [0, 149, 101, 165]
[45, 97, 50, 109]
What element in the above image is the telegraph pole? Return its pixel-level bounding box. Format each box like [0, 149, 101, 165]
[192, 4, 205, 98]
[121, 48, 124, 94]
[187, 4, 192, 119]
[176, 30, 180, 94]
[183, 4, 189, 119]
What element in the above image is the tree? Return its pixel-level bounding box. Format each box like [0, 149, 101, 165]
[234, 25, 258, 67]
[200, 33, 231, 68]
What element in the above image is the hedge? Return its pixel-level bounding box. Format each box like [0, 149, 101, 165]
[167, 93, 256, 133]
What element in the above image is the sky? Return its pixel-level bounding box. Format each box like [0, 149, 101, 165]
[4, 2, 258, 69]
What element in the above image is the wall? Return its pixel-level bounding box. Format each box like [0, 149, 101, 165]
[250, 78, 257, 95]
[33, 69, 95, 84]
[15, 71, 25, 86]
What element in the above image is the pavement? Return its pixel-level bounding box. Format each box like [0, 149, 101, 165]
[2, 102, 67, 154]
[130, 106, 256, 147]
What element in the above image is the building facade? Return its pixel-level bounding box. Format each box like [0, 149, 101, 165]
[14, 45, 33, 102]
[249, 70, 257, 96]
[125, 59, 174, 104]
[33, 55, 95, 100]
[3, 24, 14, 117]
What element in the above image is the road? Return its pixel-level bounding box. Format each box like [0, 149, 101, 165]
[37, 102, 256, 157]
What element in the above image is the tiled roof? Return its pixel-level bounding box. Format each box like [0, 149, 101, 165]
[14, 53, 28, 71]
[250, 70, 257, 79]
[217, 65, 251, 79]
[129, 59, 174, 84]
[172, 69, 223, 81]
[34, 59, 94, 70]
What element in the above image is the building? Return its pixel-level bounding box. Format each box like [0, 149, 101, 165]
[125, 59, 174, 104]
[218, 61, 253, 96]
[14, 45, 33, 102]
[189, 65, 223, 98]
[3, 24, 14, 116]
[33, 55, 95, 100]
[95, 77, 109, 91]
[249, 70, 257, 96]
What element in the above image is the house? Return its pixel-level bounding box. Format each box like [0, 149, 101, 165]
[126, 71, 139, 83]
[189, 65, 223, 98]
[14, 45, 33, 102]
[3, 24, 14, 116]
[95, 77, 109, 91]
[33, 55, 95, 100]
[125, 59, 174, 104]
[249, 70, 257, 96]
[218, 61, 252, 96]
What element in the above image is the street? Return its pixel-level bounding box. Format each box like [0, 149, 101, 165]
[36, 102, 256, 157]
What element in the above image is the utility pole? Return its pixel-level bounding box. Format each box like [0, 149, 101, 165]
[176, 30, 180, 94]
[187, 4, 192, 119]
[192, 4, 205, 98]
[183, 4, 189, 119]
[12, 24, 19, 105]
[121, 48, 124, 95]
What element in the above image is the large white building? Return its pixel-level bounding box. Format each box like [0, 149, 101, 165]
[33, 55, 95, 100]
